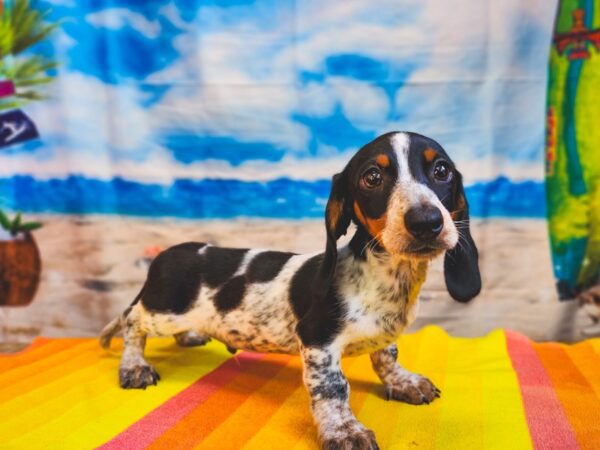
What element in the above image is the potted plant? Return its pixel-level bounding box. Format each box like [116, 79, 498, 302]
[0, 210, 42, 306]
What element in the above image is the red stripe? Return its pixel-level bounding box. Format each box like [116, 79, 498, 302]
[98, 351, 266, 450]
[505, 330, 579, 450]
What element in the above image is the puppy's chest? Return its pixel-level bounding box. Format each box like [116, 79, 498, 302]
[338, 258, 426, 355]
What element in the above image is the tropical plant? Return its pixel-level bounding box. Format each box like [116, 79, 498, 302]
[0, 0, 59, 111]
[0, 210, 42, 236]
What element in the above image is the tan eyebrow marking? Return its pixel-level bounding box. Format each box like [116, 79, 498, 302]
[424, 148, 438, 162]
[376, 154, 390, 167]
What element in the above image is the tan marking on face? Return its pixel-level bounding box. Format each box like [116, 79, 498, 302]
[327, 200, 342, 233]
[366, 213, 387, 242]
[353, 201, 367, 227]
[376, 154, 390, 167]
[424, 148, 438, 162]
[354, 201, 386, 244]
[451, 194, 467, 220]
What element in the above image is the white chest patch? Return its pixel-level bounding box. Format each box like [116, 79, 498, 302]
[334, 249, 427, 356]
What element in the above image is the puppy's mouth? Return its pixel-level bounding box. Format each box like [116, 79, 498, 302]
[400, 241, 447, 258]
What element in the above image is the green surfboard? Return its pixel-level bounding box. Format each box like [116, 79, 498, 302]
[546, 0, 600, 298]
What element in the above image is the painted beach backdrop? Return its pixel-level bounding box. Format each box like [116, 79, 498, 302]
[2, 0, 595, 343]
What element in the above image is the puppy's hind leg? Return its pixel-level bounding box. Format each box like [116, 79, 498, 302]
[174, 330, 211, 347]
[119, 311, 160, 389]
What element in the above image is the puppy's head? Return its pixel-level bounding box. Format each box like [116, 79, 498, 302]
[319, 131, 481, 303]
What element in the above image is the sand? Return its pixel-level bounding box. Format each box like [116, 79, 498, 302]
[0, 215, 593, 345]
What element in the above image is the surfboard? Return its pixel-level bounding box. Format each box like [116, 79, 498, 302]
[546, 0, 600, 298]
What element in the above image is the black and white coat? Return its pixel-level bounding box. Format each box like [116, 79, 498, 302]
[101, 131, 481, 450]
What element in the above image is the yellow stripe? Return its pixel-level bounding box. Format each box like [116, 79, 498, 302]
[435, 333, 484, 449]
[2, 339, 232, 449]
[244, 383, 316, 450]
[354, 330, 425, 449]
[478, 330, 532, 450]
[288, 355, 371, 450]
[589, 338, 600, 354]
[386, 326, 450, 449]
[242, 355, 361, 450]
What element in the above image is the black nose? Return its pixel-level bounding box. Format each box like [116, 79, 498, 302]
[404, 206, 444, 241]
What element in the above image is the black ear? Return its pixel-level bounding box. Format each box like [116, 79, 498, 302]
[444, 171, 481, 302]
[312, 171, 352, 300]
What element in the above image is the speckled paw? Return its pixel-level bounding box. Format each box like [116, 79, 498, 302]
[385, 375, 440, 404]
[119, 365, 160, 389]
[321, 429, 379, 450]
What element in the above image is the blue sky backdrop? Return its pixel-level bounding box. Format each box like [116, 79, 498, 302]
[0, 0, 557, 218]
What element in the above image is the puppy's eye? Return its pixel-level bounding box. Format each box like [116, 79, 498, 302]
[433, 161, 451, 181]
[362, 168, 382, 188]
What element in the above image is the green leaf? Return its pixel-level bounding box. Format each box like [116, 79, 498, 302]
[20, 222, 43, 232]
[11, 213, 22, 235]
[0, 0, 59, 107]
[0, 210, 11, 231]
[0, 99, 25, 111]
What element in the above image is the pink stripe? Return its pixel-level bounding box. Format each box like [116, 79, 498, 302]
[98, 351, 266, 450]
[505, 330, 580, 450]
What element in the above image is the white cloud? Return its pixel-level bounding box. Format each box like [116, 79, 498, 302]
[26, 72, 153, 156]
[0, 145, 542, 184]
[86, 8, 161, 39]
[6, 0, 557, 185]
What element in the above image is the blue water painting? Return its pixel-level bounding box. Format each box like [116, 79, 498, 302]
[0, 175, 545, 219]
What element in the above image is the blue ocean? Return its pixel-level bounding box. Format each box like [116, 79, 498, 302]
[0, 175, 545, 219]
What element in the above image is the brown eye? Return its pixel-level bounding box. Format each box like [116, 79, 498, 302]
[433, 161, 451, 181]
[362, 168, 382, 188]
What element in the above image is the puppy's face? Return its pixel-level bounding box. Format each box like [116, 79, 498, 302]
[346, 132, 462, 259]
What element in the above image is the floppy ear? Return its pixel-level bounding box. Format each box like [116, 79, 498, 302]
[312, 171, 352, 300]
[444, 171, 481, 302]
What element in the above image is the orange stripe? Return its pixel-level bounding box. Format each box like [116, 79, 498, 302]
[0, 340, 94, 400]
[194, 356, 304, 449]
[0, 338, 81, 372]
[505, 331, 578, 449]
[0, 337, 52, 361]
[534, 342, 600, 449]
[147, 353, 293, 450]
[564, 342, 600, 397]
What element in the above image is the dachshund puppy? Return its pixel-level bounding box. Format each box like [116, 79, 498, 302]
[100, 131, 481, 450]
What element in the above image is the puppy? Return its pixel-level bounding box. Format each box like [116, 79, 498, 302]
[100, 131, 481, 450]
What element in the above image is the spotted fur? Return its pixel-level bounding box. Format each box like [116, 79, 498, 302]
[100, 131, 481, 449]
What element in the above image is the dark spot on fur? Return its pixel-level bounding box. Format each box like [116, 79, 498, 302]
[214, 276, 246, 312]
[142, 242, 206, 313]
[202, 247, 248, 287]
[246, 251, 295, 282]
[311, 375, 348, 400]
[389, 344, 398, 361]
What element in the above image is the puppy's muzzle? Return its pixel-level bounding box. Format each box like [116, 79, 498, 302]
[404, 205, 444, 242]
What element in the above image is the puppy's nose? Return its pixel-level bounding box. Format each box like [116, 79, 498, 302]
[404, 206, 444, 240]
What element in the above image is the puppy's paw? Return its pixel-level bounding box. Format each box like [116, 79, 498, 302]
[322, 428, 379, 450]
[385, 373, 440, 405]
[119, 365, 160, 389]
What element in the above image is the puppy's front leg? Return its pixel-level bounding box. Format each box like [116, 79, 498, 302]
[301, 346, 378, 450]
[370, 343, 439, 404]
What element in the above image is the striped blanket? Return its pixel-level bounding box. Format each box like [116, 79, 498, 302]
[1, 327, 599, 449]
